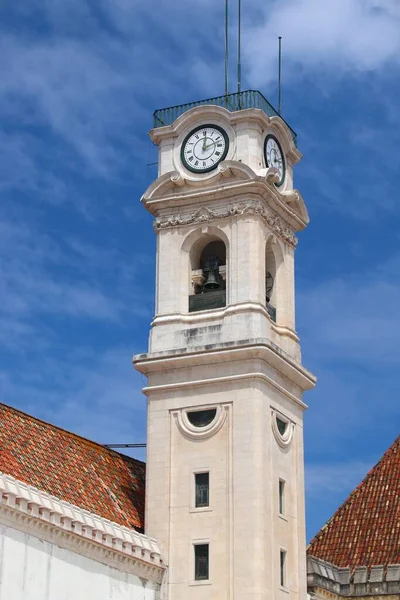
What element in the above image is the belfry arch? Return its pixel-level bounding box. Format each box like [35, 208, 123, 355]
[265, 235, 283, 322]
[184, 230, 227, 312]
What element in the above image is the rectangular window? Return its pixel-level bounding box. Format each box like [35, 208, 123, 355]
[280, 550, 287, 588]
[194, 544, 209, 581]
[279, 479, 285, 515]
[195, 472, 209, 508]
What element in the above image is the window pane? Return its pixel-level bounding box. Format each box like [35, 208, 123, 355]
[276, 417, 288, 436]
[187, 409, 216, 428]
[280, 550, 286, 587]
[195, 472, 209, 508]
[279, 480, 285, 514]
[195, 544, 209, 581]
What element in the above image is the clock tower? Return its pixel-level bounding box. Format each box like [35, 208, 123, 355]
[134, 92, 316, 600]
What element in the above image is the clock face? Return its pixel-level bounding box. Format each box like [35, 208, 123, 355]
[181, 124, 229, 173]
[264, 134, 285, 186]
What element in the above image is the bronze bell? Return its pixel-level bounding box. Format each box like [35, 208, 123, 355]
[203, 269, 220, 290]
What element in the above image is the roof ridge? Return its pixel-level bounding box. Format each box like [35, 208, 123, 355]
[308, 433, 400, 551]
[0, 401, 145, 467]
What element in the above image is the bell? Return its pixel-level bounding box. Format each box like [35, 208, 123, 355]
[203, 269, 220, 290]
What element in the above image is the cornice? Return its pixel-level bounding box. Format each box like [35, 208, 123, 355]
[142, 161, 308, 237]
[0, 472, 165, 584]
[153, 200, 298, 247]
[134, 337, 316, 394]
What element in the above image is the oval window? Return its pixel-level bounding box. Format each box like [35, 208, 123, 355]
[187, 409, 217, 428]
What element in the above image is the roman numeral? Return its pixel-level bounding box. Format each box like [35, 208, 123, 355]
[195, 135, 199, 140]
[188, 156, 194, 162]
[215, 151, 221, 156]
[217, 143, 222, 147]
[203, 161, 206, 167]
[203, 130, 207, 136]
[195, 160, 199, 166]
[215, 137, 220, 141]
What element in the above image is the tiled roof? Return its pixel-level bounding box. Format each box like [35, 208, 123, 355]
[308, 435, 400, 570]
[0, 403, 145, 531]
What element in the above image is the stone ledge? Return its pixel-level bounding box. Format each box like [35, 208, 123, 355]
[134, 337, 316, 394]
[308, 555, 400, 597]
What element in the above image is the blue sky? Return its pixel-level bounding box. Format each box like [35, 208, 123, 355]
[1, 0, 400, 541]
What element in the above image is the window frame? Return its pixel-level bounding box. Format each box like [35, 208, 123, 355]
[280, 549, 287, 589]
[193, 542, 210, 583]
[195, 471, 210, 508]
[191, 469, 212, 513]
[279, 478, 286, 516]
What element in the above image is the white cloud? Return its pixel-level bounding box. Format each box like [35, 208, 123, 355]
[0, 35, 144, 177]
[244, 0, 400, 86]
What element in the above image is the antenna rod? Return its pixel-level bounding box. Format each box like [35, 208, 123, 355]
[278, 36, 282, 115]
[225, 0, 229, 95]
[237, 0, 241, 94]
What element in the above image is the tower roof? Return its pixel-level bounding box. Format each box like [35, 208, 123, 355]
[0, 402, 145, 531]
[308, 435, 400, 570]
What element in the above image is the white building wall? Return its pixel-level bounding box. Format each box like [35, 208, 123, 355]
[0, 523, 160, 600]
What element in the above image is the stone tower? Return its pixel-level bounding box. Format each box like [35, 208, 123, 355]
[134, 92, 316, 600]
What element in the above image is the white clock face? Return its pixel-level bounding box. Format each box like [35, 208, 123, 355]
[181, 124, 229, 173]
[264, 135, 285, 186]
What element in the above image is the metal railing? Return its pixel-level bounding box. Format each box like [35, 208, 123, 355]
[153, 90, 297, 146]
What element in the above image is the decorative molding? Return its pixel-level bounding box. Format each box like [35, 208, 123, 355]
[0, 471, 165, 584]
[170, 172, 185, 187]
[173, 404, 229, 440]
[143, 372, 306, 410]
[271, 408, 295, 448]
[265, 166, 280, 184]
[153, 200, 298, 247]
[280, 189, 300, 203]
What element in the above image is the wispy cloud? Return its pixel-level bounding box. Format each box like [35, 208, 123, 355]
[306, 458, 374, 496]
[244, 0, 400, 86]
[0, 345, 147, 461]
[0, 214, 152, 352]
[298, 253, 400, 367]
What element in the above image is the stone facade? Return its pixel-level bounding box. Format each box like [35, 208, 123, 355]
[134, 103, 316, 600]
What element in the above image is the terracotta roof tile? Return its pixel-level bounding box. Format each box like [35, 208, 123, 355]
[0, 403, 145, 531]
[308, 435, 400, 570]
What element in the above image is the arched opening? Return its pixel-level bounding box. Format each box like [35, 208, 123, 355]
[265, 240, 277, 322]
[189, 236, 227, 312]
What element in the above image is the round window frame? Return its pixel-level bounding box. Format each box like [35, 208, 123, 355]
[271, 409, 294, 448]
[175, 405, 227, 440]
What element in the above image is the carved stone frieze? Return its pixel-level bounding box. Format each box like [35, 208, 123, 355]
[153, 201, 298, 247]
